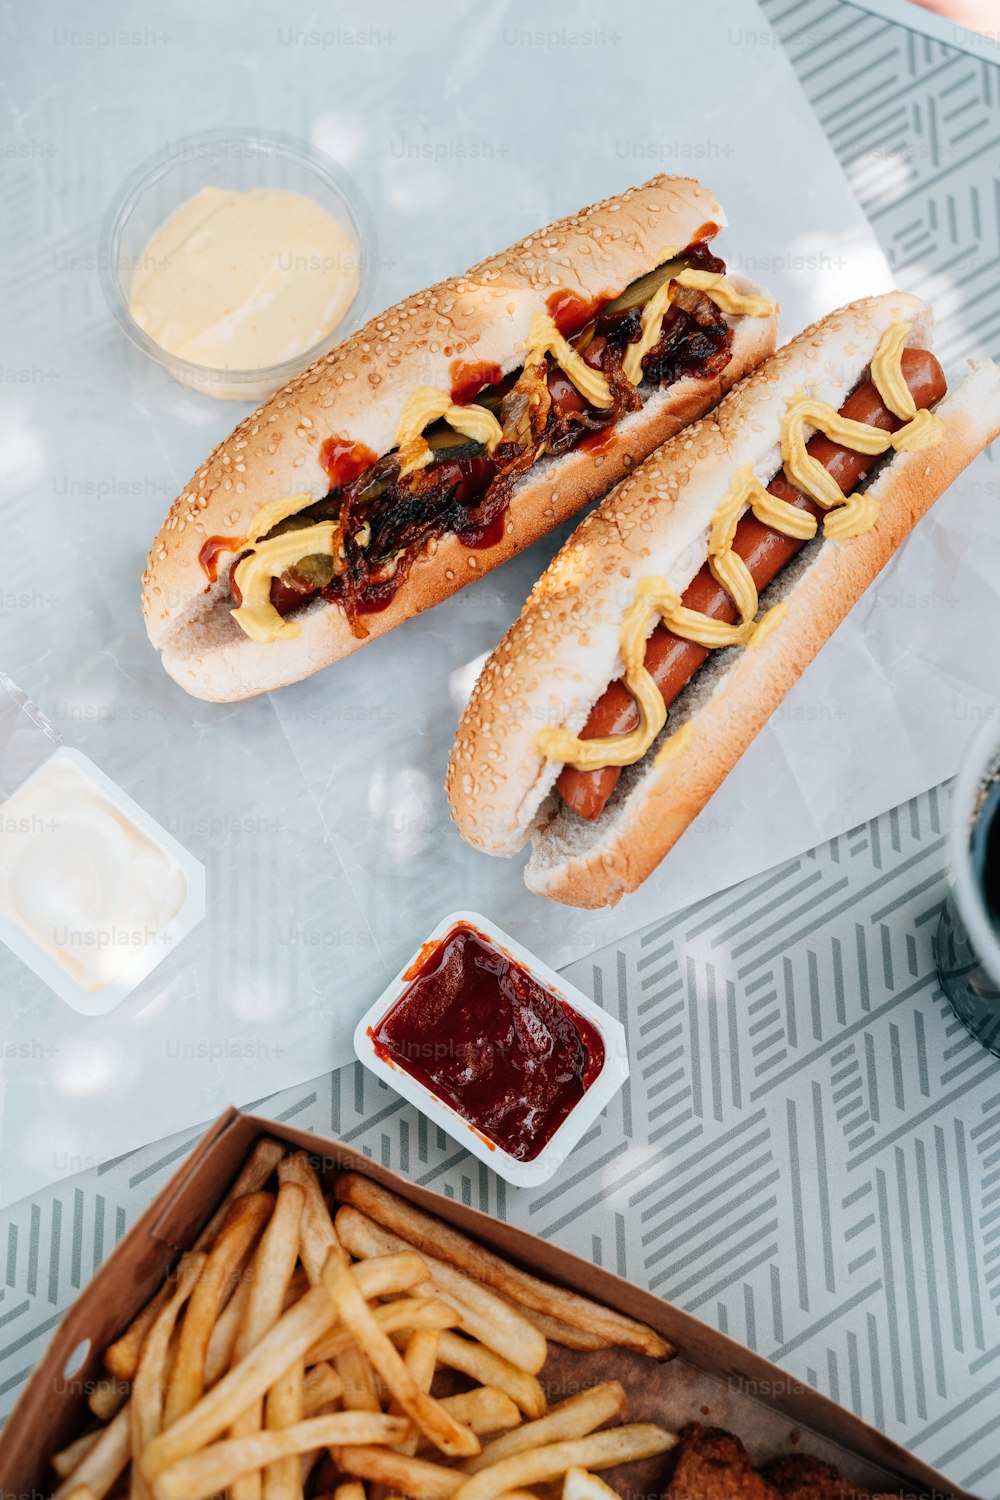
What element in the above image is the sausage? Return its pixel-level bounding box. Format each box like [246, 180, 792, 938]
[556, 347, 947, 822]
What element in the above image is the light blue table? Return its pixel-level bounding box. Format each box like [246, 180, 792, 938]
[2, 1, 999, 1494]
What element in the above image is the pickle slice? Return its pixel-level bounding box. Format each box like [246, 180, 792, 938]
[601, 257, 688, 318]
[283, 552, 335, 590]
[424, 419, 485, 461]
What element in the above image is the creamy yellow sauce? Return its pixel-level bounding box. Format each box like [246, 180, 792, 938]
[537, 320, 945, 776]
[622, 264, 775, 386]
[231, 521, 338, 643]
[653, 720, 695, 768]
[394, 387, 503, 478]
[130, 186, 359, 377]
[523, 312, 613, 408]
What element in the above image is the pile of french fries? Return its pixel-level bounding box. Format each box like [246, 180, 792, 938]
[49, 1140, 678, 1500]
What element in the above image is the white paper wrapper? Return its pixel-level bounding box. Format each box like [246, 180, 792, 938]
[1, 0, 996, 1206]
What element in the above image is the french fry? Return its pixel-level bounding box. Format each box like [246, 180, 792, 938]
[105, 1138, 285, 1383]
[416, 1389, 520, 1446]
[104, 1283, 173, 1384]
[562, 1469, 620, 1500]
[163, 1191, 275, 1428]
[451, 1425, 679, 1500]
[52, 1429, 102, 1480]
[193, 1139, 287, 1251]
[130, 1255, 207, 1500]
[53, 1403, 130, 1500]
[52, 1161, 684, 1500]
[263, 1355, 305, 1500]
[331, 1445, 463, 1500]
[309, 1296, 459, 1363]
[336, 1208, 547, 1376]
[143, 1253, 429, 1478]
[203, 1273, 251, 1385]
[325, 1262, 480, 1459]
[152, 1413, 410, 1500]
[459, 1385, 625, 1475]
[333, 1175, 671, 1360]
[295, 1363, 344, 1488]
[89, 1377, 130, 1422]
[433, 1332, 547, 1421]
[335, 1343, 382, 1413]
[229, 1182, 305, 1500]
[140, 1286, 336, 1479]
[277, 1152, 348, 1282]
[205, 1267, 308, 1386]
[303, 1361, 343, 1416]
[393, 1329, 440, 1455]
[234, 1185, 305, 1361]
[508, 1305, 608, 1353]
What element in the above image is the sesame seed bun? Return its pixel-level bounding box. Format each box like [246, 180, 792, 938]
[446, 294, 1000, 906]
[141, 174, 778, 701]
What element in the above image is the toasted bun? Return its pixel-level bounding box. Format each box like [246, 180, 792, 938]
[142, 176, 780, 702]
[155, 292, 774, 702]
[526, 360, 1000, 905]
[448, 295, 1000, 905]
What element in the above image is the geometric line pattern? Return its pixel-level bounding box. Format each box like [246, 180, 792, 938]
[4, 782, 1000, 1495]
[768, 0, 1000, 368]
[4, 3, 1000, 1496]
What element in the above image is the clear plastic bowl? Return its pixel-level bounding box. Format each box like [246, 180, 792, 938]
[100, 128, 376, 402]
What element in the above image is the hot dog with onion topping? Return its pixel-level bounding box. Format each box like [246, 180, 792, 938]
[143, 175, 778, 702]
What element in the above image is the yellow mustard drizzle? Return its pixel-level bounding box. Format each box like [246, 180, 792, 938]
[673, 269, 776, 319]
[394, 386, 503, 479]
[782, 321, 945, 530]
[244, 493, 315, 544]
[622, 277, 675, 387]
[622, 260, 775, 386]
[536, 319, 945, 775]
[889, 407, 943, 451]
[745, 599, 789, 650]
[653, 720, 695, 768]
[231, 521, 338, 643]
[870, 321, 917, 419]
[523, 312, 613, 409]
[780, 393, 893, 511]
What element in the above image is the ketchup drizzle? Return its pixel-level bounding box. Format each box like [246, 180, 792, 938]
[199, 535, 244, 585]
[320, 434, 378, 488]
[449, 360, 503, 406]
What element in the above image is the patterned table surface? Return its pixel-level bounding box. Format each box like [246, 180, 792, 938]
[3, 1, 1000, 1495]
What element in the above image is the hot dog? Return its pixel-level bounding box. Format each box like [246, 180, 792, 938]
[447, 293, 1000, 907]
[557, 346, 946, 821]
[143, 175, 779, 703]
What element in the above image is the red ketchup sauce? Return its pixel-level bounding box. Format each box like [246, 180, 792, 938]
[320, 434, 378, 487]
[449, 359, 502, 405]
[371, 925, 605, 1161]
[199, 535, 244, 585]
[546, 288, 603, 338]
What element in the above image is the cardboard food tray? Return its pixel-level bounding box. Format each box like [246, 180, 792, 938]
[0, 1109, 972, 1500]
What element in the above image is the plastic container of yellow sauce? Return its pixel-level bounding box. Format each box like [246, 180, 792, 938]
[101, 130, 375, 402]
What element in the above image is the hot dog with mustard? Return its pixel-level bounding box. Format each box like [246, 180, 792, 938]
[142, 175, 777, 702]
[447, 293, 1000, 907]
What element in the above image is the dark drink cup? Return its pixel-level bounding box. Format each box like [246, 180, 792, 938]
[936, 717, 1000, 1056]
